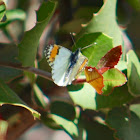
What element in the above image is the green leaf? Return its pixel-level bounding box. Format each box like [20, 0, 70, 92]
[0, 120, 8, 139]
[79, 0, 122, 46]
[102, 68, 127, 95]
[50, 101, 76, 121]
[60, 6, 97, 33]
[0, 1, 6, 22]
[74, 32, 113, 67]
[69, 81, 133, 110]
[106, 107, 140, 140]
[0, 78, 40, 119]
[18, 1, 57, 66]
[61, 19, 85, 34]
[68, 83, 96, 110]
[0, 67, 22, 82]
[51, 114, 78, 137]
[0, 9, 26, 27]
[126, 0, 140, 11]
[24, 71, 36, 84]
[0, 44, 22, 82]
[0, 44, 19, 63]
[41, 113, 61, 130]
[33, 84, 49, 109]
[68, 68, 128, 110]
[6, 9, 25, 21]
[96, 84, 133, 109]
[79, 110, 114, 140]
[37, 57, 54, 88]
[115, 60, 127, 71]
[130, 104, 140, 118]
[127, 50, 140, 96]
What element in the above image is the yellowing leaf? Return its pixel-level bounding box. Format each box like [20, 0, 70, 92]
[84, 67, 104, 94]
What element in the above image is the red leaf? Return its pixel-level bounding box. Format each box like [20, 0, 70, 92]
[84, 66, 104, 94]
[97, 45, 122, 69]
[72, 79, 86, 84]
[98, 67, 110, 74]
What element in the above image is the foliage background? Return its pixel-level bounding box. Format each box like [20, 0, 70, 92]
[0, 0, 140, 140]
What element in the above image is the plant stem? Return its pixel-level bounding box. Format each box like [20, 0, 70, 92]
[0, 62, 52, 81]
[73, 78, 86, 84]
[0, 62, 87, 84]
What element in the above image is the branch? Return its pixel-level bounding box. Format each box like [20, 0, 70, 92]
[0, 62, 87, 85]
[72, 78, 86, 85]
[0, 62, 52, 81]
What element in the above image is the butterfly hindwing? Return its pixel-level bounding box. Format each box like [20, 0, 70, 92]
[66, 52, 88, 84]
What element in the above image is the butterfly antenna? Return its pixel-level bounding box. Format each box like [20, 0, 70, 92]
[81, 42, 97, 50]
[70, 32, 76, 48]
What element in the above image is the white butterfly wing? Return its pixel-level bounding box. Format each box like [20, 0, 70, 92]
[45, 45, 72, 86]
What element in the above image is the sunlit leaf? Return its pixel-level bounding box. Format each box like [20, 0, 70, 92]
[130, 104, 140, 118]
[0, 9, 26, 27]
[0, 1, 6, 22]
[33, 84, 49, 109]
[102, 68, 127, 95]
[79, 0, 123, 46]
[74, 32, 113, 67]
[51, 114, 78, 137]
[68, 83, 96, 110]
[0, 120, 8, 140]
[115, 60, 127, 71]
[84, 67, 104, 94]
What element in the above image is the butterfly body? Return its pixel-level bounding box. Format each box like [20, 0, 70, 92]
[44, 44, 88, 86]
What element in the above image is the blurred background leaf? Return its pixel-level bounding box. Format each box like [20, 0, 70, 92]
[18, 1, 57, 66]
[106, 107, 140, 140]
[0, 79, 40, 119]
[127, 50, 140, 96]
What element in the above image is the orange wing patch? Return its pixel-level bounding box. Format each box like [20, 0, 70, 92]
[77, 59, 88, 74]
[49, 44, 59, 62]
[84, 67, 104, 94]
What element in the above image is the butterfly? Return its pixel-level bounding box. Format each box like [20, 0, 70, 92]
[44, 44, 88, 86]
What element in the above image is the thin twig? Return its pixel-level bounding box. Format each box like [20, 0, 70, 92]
[0, 62, 52, 81]
[72, 79, 86, 85]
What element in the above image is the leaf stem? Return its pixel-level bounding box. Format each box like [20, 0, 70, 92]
[73, 79, 86, 84]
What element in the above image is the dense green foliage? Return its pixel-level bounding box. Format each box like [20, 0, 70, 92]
[0, 0, 140, 139]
